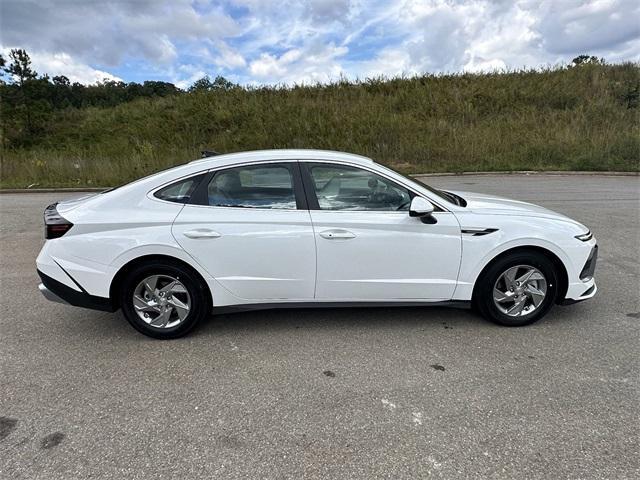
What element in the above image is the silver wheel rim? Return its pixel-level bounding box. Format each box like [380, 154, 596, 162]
[493, 265, 547, 317]
[133, 275, 191, 329]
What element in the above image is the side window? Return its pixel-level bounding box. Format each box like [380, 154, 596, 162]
[207, 164, 297, 209]
[154, 175, 202, 203]
[308, 164, 411, 211]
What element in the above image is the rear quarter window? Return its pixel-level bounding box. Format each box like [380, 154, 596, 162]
[154, 175, 204, 203]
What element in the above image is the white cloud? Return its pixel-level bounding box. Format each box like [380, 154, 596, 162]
[1, 0, 638, 87]
[171, 64, 207, 90]
[346, 0, 639, 80]
[1, 0, 240, 66]
[307, 0, 352, 22]
[537, 0, 640, 54]
[346, 47, 413, 79]
[249, 44, 347, 84]
[249, 53, 289, 78]
[463, 57, 508, 73]
[1, 49, 122, 84]
[249, 49, 305, 78]
[212, 42, 247, 69]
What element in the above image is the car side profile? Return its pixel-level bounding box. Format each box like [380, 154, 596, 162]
[37, 149, 598, 338]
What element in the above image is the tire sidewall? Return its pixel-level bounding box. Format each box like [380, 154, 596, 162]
[476, 252, 558, 327]
[120, 261, 208, 339]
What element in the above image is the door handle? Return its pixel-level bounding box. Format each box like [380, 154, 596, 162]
[319, 229, 356, 240]
[183, 229, 221, 239]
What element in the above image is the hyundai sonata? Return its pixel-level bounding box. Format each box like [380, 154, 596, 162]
[37, 149, 597, 338]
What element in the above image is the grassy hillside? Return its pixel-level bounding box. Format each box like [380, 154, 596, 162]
[1, 63, 639, 188]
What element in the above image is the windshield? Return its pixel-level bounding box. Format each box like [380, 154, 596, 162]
[410, 176, 465, 206]
[377, 164, 461, 205]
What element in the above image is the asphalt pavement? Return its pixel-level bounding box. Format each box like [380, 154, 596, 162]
[0, 174, 638, 479]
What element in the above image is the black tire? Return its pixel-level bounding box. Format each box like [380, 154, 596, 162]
[119, 260, 210, 339]
[474, 250, 558, 327]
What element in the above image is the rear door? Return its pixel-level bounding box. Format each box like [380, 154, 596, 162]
[172, 162, 316, 300]
[302, 162, 462, 301]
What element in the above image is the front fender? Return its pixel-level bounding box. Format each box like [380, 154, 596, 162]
[453, 236, 572, 301]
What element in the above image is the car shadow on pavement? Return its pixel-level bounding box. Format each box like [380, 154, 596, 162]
[192, 305, 482, 338]
[55, 301, 589, 341]
[47, 305, 482, 343]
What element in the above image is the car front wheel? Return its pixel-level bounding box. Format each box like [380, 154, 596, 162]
[474, 251, 558, 327]
[119, 261, 209, 339]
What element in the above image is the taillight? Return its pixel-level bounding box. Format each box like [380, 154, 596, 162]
[44, 203, 74, 239]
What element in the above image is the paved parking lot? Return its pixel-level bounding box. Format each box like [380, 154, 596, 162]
[1, 174, 638, 479]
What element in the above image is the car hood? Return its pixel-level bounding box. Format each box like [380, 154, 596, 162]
[446, 190, 583, 226]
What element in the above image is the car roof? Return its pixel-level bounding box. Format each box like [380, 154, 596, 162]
[87, 148, 458, 212]
[188, 149, 374, 168]
[93, 149, 378, 203]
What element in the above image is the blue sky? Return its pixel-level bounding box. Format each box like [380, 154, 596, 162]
[2, 0, 639, 87]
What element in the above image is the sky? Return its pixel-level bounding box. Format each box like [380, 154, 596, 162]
[1, 0, 639, 88]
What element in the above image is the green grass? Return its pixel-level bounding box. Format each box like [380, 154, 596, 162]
[1, 63, 639, 188]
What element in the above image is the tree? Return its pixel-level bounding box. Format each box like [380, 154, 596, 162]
[571, 55, 605, 66]
[0, 47, 188, 146]
[6, 49, 38, 86]
[2, 49, 39, 135]
[142, 80, 181, 97]
[189, 75, 236, 92]
[211, 75, 236, 90]
[189, 75, 215, 92]
[0, 54, 6, 83]
[53, 75, 70, 87]
[52, 75, 72, 108]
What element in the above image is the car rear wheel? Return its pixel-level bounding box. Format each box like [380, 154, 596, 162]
[120, 261, 209, 339]
[474, 251, 558, 327]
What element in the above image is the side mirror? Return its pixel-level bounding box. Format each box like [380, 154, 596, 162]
[409, 197, 435, 217]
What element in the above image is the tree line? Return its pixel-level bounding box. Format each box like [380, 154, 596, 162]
[0, 48, 628, 150]
[0, 49, 235, 147]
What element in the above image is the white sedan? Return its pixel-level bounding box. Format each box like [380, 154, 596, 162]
[37, 149, 598, 338]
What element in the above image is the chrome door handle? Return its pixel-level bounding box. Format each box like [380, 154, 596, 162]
[183, 229, 221, 239]
[319, 229, 356, 240]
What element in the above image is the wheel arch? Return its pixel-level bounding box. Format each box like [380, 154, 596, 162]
[471, 245, 569, 305]
[109, 254, 213, 310]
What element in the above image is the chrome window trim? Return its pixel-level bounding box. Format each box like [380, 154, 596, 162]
[147, 158, 452, 213]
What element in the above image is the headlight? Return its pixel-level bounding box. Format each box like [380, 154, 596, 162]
[575, 230, 593, 242]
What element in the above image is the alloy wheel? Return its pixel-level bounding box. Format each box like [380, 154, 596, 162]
[132, 275, 191, 328]
[493, 265, 547, 317]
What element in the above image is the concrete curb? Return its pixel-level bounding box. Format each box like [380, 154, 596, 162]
[413, 170, 639, 177]
[1, 171, 637, 193]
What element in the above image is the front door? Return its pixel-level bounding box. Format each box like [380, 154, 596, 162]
[302, 162, 462, 300]
[172, 162, 316, 300]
